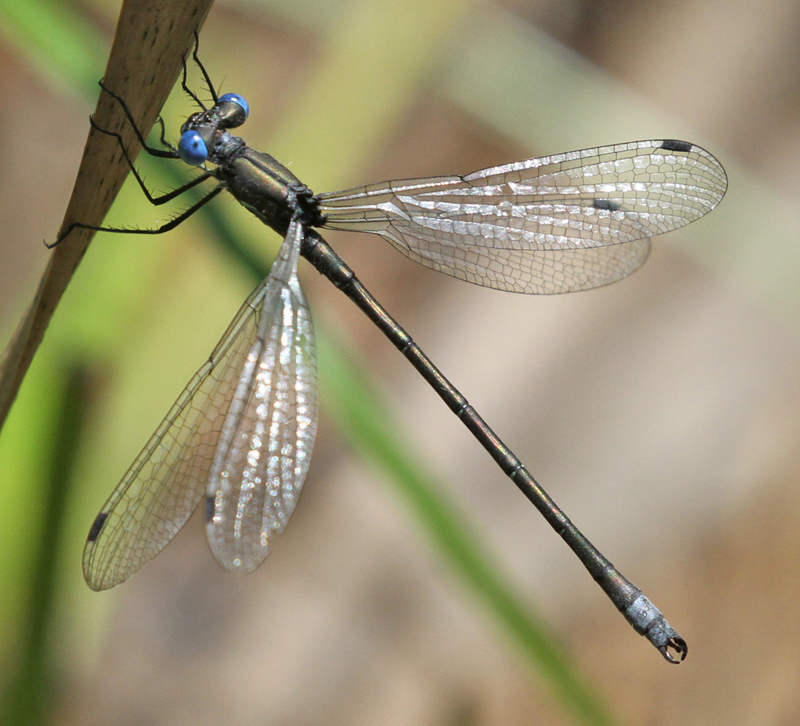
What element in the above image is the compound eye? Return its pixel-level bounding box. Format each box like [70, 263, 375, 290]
[218, 93, 249, 128]
[178, 130, 208, 165]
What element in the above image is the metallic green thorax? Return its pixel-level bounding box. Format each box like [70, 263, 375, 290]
[218, 146, 309, 236]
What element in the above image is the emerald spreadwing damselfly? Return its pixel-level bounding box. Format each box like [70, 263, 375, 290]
[53, 45, 727, 663]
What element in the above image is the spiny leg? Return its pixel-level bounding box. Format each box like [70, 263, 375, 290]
[48, 186, 224, 248]
[88, 114, 213, 206]
[179, 51, 206, 110]
[190, 29, 218, 105]
[97, 80, 180, 160]
[154, 116, 178, 154]
[178, 31, 217, 109]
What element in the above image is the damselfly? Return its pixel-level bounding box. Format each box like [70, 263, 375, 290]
[55, 46, 727, 663]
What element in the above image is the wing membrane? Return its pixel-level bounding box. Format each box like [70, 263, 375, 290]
[318, 140, 727, 293]
[205, 219, 317, 573]
[83, 282, 271, 590]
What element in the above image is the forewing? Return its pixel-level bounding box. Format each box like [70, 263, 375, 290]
[206, 219, 317, 573]
[82, 282, 269, 590]
[318, 140, 726, 293]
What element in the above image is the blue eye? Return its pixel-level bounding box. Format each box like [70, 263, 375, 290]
[219, 93, 249, 120]
[178, 130, 208, 165]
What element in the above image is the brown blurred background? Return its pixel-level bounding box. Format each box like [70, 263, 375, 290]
[1, 0, 798, 724]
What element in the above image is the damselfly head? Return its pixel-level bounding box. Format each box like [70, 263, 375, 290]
[178, 94, 249, 166]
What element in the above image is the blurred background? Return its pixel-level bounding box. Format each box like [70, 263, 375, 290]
[1, 0, 798, 724]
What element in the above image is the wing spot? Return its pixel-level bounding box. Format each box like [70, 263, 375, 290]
[592, 198, 621, 212]
[205, 494, 215, 522]
[88, 512, 109, 542]
[659, 139, 692, 153]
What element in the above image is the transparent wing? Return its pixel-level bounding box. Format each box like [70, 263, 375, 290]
[318, 139, 727, 293]
[206, 218, 317, 573]
[83, 281, 271, 591]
